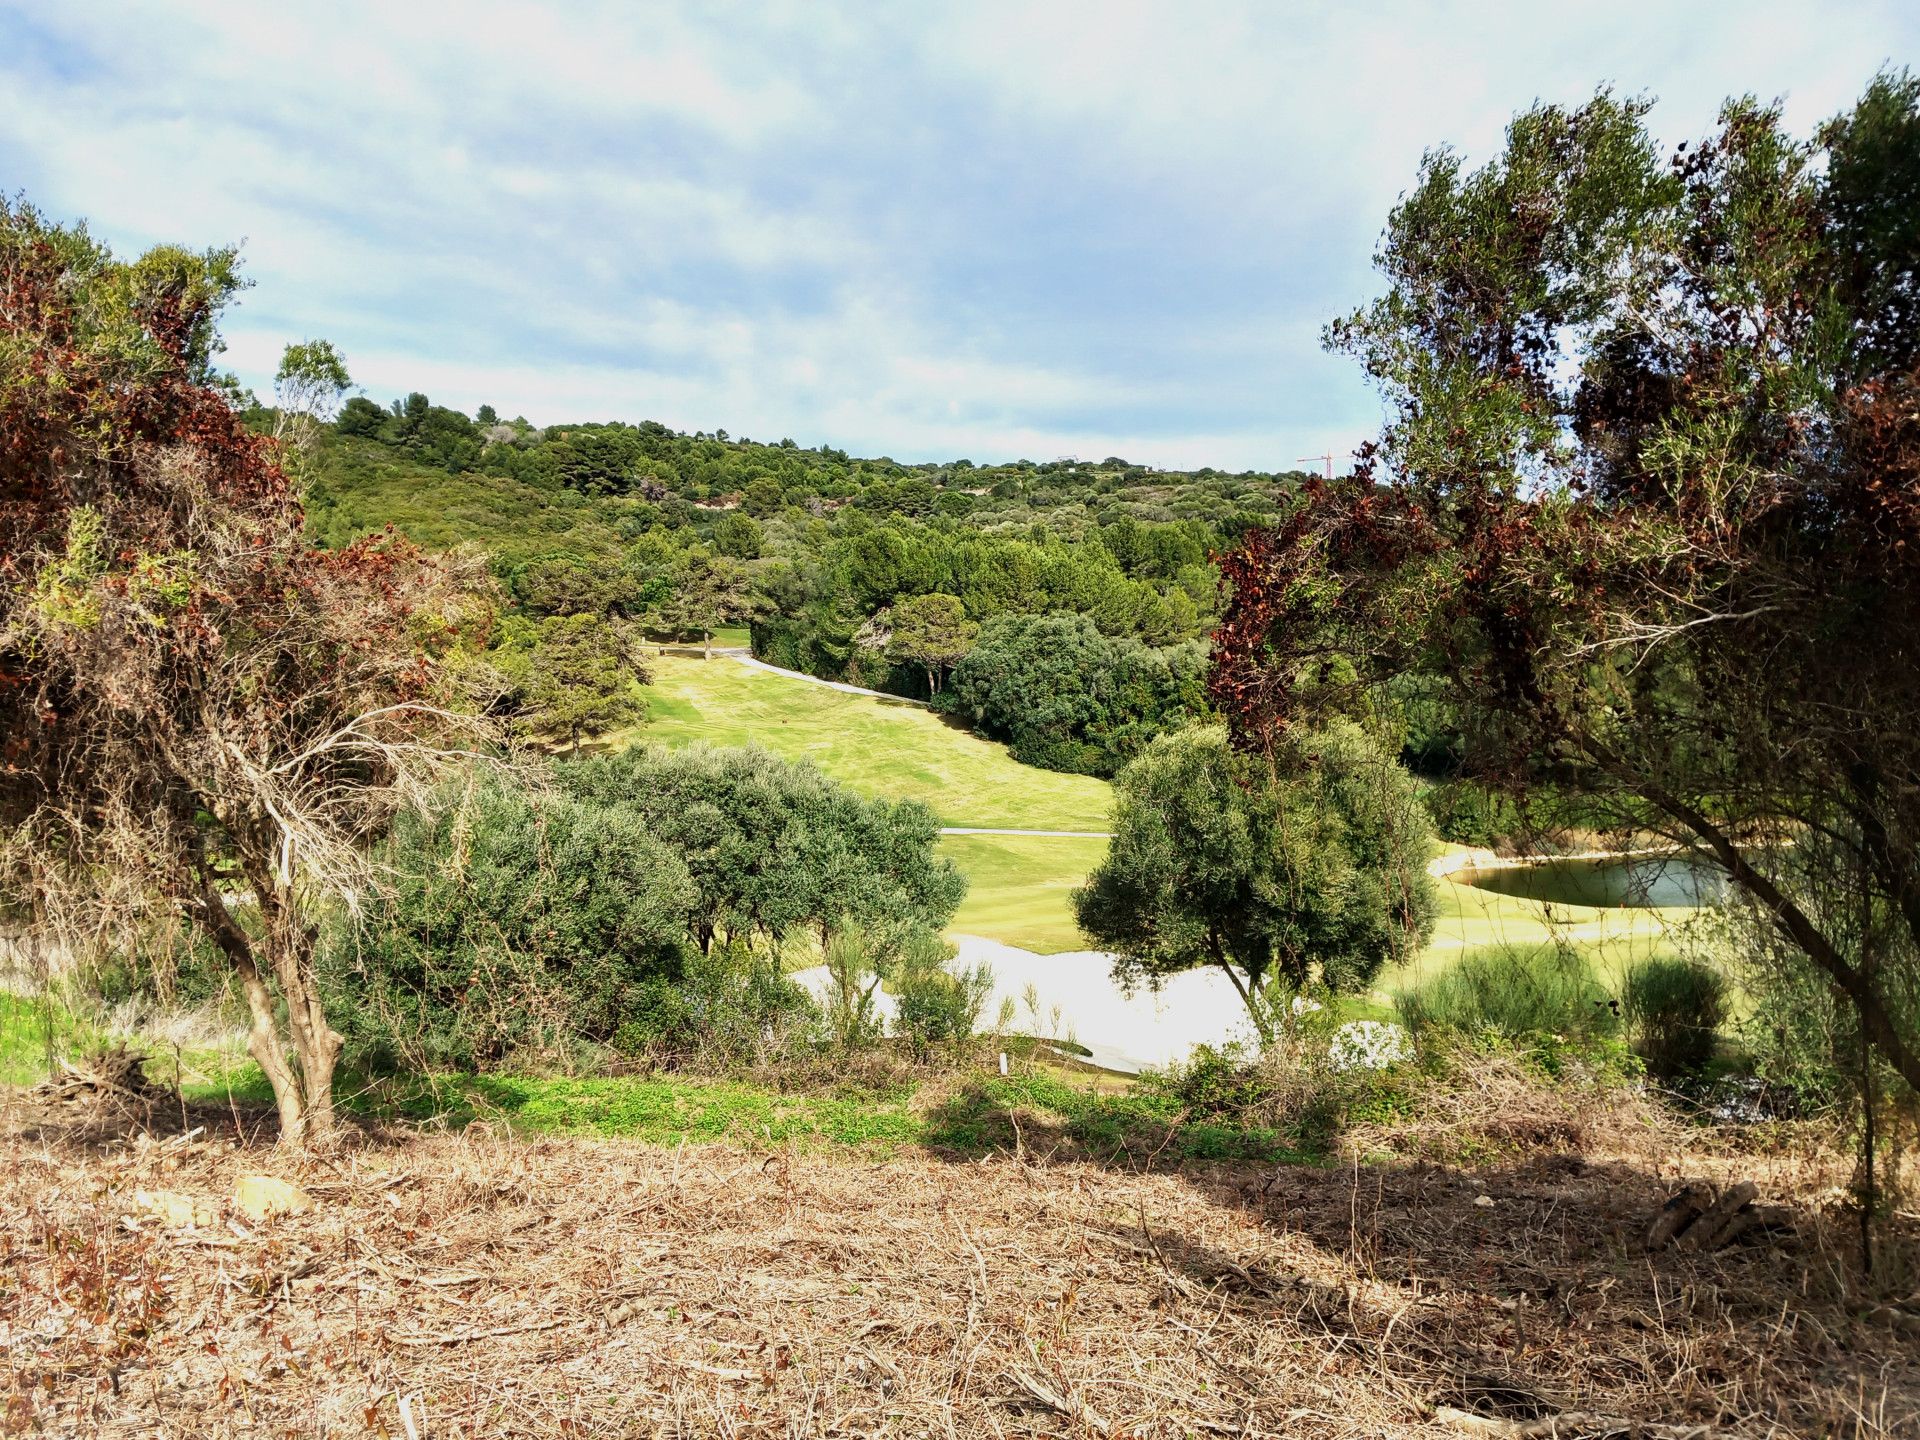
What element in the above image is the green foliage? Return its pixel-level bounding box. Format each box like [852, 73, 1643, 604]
[1215, 74, 1920, 1097]
[712, 510, 763, 558]
[661, 553, 756, 650]
[493, 612, 648, 752]
[274, 340, 350, 413]
[1075, 722, 1437, 1040]
[1396, 945, 1619, 1045]
[886, 591, 977, 695]
[557, 742, 965, 957]
[323, 776, 698, 1072]
[1621, 958, 1727, 1080]
[945, 611, 1207, 775]
[891, 933, 994, 1056]
[32, 507, 109, 627]
[1135, 1041, 1420, 1156]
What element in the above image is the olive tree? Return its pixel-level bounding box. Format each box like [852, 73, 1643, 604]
[1073, 724, 1436, 1042]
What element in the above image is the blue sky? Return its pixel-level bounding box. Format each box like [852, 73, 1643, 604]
[3, 2, 1914, 470]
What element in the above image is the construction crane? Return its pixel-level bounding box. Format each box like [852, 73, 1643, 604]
[1296, 451, 1337, 480]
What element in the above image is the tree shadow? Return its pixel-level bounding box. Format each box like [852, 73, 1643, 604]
[3, 1088, 282, 1152]
[1105, 1151, 1917, 1434]
[918, 1070, 1920, 1432]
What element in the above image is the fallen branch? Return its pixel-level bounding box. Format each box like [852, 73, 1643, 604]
[1007, 1367, 1111, 1434]
[388, 1317, 566, 1347]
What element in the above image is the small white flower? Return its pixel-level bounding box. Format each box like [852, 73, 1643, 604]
[1326, 1019, 1412, 1071]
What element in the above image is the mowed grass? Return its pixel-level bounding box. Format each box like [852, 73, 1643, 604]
[939, 833, 1108, 953]
[1377, 849, 1691, 1003]
[620, 657, 1695, 966]
[628, 653, 1114, 832]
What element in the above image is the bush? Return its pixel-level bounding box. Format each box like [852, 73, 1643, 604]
[322, 777, 696, 1073]
[622, 941, 816, 1067]
[891, 934, 993, 1056]
[945, 611, 1207, 777]
[1136, 1037, 1413, 1155]
[1396, 945, 1619, 1044]
[1621, 958, 1727, 1079]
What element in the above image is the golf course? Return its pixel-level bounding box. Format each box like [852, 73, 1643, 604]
[626, 652, 1688, 988]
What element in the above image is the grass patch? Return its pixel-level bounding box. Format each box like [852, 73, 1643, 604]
[377, 1072, 927, 1148]
[937, 832, 1106, 952]
[922, 1068, 1312, 1164]
[1396, 943, 1619, 1043]
[629, 654, 1114, 831]
[0, 991, 99, 1087]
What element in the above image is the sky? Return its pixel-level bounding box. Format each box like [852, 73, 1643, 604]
[2, 2, 1915, 471]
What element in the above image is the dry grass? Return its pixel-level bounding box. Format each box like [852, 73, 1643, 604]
[1, 1079, 1915, 1439]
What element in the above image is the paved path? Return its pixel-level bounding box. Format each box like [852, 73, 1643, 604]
[728, 653, 931, 705]
[939, 827, 1111, 838]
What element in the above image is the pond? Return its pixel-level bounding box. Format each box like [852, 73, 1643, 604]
[1453, 852, 1727, 909]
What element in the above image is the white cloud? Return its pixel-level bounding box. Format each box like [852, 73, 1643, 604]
[3, 0, 1913, 468]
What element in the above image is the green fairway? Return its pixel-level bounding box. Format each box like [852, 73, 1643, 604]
[629, 653, 1114, 832]
[619, 655, 1694, 967]
[939, 832, 1109, 953]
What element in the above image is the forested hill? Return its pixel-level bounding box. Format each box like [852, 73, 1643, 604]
[302, 394, 1307, 562]
[295, 392, 1311, 776]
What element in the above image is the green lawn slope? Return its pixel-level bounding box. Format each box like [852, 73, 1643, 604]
[628, 653, 1114, 832]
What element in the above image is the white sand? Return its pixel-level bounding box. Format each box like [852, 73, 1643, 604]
[790, 934, 1255, 1074]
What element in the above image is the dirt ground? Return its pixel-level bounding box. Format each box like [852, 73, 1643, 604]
[2, 1074, 1916, 1439]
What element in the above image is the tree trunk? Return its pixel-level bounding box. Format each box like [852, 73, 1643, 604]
[196, 867, 342, 1147]
[264, 898, 341, 1145]
[704, 629, 712, 660]
[196, 879, 314, 1143]
[1206, 932, 1272, 1044]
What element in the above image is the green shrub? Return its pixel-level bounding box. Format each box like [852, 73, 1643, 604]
[1396, 945, 1618, 1043]
[322, 776, 697, 1073]
[891, 934, 993, 1057]
[1136, 1038, 1412, 1155]
[1621, 958, 1727, 1079]
[619, 941, 815, 1065]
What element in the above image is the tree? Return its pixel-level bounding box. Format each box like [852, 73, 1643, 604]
[501, 613, 649, 754]
[0, 199, 504, 1144]
[1210, 77, 1920, 1095]
[886, 592, 977, 695]
[713, 510, 763, 558]
[946, 611, 1206, 775]
[272, 338, 351, 463]
[558, 744, 965, 958]
[335, 394, 387, 438]
[664, 553, 755, 657]
[1074, 724, 1436, 1042]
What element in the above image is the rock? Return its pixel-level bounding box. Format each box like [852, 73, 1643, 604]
[234, 1175, 312, 1222]
[1473, 1194, 1496, 1209]
[134, 1188, 217, 1229]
